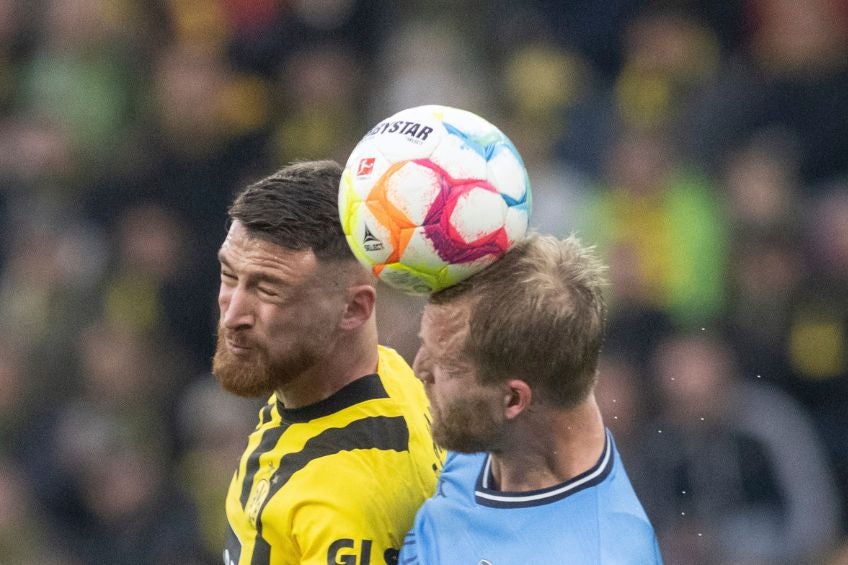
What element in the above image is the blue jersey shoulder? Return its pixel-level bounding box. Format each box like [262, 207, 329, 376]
[400, 431, 662, 565]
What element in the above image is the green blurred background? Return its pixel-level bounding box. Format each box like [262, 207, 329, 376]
[1, 1, 848, 563]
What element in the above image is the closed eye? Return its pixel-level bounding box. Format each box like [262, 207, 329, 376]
[415, 367, 434, 384]
[258, 286, 278, 298]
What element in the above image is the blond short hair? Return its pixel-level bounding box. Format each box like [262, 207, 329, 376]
[431, 233, 608, 408]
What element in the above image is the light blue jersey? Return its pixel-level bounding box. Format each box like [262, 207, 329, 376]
[400, 430, 662, 565]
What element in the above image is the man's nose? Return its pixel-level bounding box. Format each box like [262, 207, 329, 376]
[221, 286, 254, 330]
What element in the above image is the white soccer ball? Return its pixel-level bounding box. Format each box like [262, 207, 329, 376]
[339, 105, 532, 295]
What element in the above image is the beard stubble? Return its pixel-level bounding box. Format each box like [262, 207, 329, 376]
[431, 392, 505, 453]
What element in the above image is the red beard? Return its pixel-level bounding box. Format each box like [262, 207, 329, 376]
[211, 327, 320, 398]
[212, 330, 275, 398]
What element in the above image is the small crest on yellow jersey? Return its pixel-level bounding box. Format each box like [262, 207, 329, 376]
[247, 478, 270, 527]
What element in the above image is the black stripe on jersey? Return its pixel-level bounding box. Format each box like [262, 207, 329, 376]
[257, 403, 274, 427]
[279, 373, 388, 423]
[235, 403, 275, 486]
[239, 375, 386, 508]
[239, 421, 292, 508]
[250, 415, 410, 565]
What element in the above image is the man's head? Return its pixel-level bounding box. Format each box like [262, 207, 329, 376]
[414, 233, 608, 452]
[226, 160, 354, 261]
[213, 161, 375, 398]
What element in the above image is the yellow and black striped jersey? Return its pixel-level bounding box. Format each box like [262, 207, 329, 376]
[223, 346, 443, 565]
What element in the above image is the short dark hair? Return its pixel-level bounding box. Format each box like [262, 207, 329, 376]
[227, 160, 353, 261]
[432, 234, 608, 408]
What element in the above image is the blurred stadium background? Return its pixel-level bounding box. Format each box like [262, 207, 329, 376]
[1, 0, 847, 563]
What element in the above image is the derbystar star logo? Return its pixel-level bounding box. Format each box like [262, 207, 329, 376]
[365, 120, 434, 141]
[356, 157, 376, 177]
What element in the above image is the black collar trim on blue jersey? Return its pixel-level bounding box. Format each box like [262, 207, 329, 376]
[278, 373, 388, 423]
[474, 429, 614, 508]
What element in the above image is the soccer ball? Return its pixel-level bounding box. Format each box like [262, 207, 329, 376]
[338, 105, 532, 295]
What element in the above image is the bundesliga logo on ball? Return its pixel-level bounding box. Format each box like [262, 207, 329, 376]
[338, 105, 532, 295]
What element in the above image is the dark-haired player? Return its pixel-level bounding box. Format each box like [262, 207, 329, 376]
[214, 160, 441, 565]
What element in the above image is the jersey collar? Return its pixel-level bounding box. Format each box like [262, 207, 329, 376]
[278, 373, 388, 422]
[474, 429, 614, 508]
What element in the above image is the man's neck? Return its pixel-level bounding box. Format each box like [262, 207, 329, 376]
[275, 324, 379, 409]
[488, 395, 607, 492]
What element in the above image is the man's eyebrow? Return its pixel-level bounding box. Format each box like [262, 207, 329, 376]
[216, 254, 288, 287]
[254, 271, 287, 286]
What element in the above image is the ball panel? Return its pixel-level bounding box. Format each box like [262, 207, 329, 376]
[378, 263, 439, 295]
[439, 107, 507, 167]
[425, 225, 506, 264]
[437, 255, 498, 288]
[438, 106, 501, 141]
[503, 207, 531, 244]
[487, 145, 531, 204]
[382, 161, 443, 225]
[398, 227, 449, 275]
[448, 185, 508, 245]
[429, 133, 488, 180]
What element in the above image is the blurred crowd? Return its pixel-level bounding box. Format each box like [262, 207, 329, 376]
[0, 0, 847, 563]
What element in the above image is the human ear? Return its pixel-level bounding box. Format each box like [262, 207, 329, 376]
[503, 379, 532, 420]
[339, 283, 376, 330]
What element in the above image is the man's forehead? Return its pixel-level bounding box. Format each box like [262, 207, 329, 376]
[219, 221, 319, 274]
[222, 219, 248, 244]
[421, 302, 470, 351]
